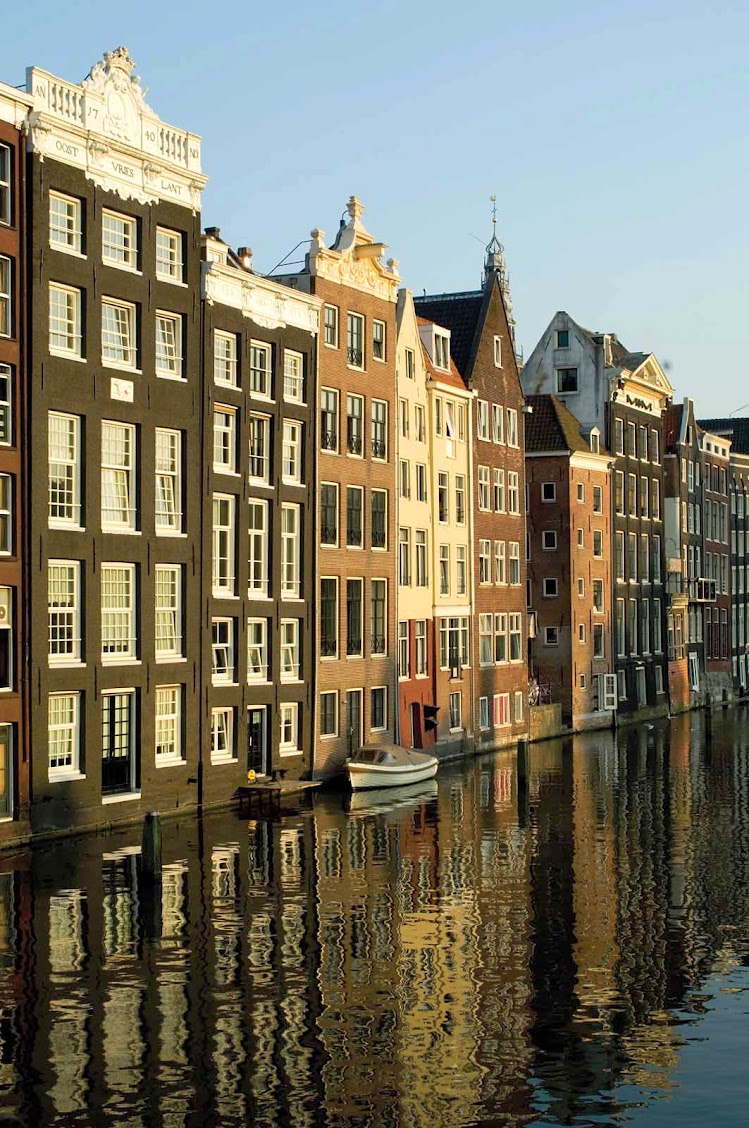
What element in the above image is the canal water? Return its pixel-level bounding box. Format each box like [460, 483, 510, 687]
[2, 711, 749, 1126]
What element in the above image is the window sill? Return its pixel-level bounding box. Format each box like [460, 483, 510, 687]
[49, 771, 86, 784]
[282, 480, 304, 488]
[210, 756, 238, 765]
[279, 748, 302, 757]
[101, 527, 140, 535]
[215, 380, 240, 391]
[155, 656, 187, 664]
[49, 244, 86, 259]
[214, 467, 240, 477]
[213, 591, 239, 600]
[102, 362, 141, 376]
[320, 733, 338, 741]
[156, 277, 188, 288]
[102, 791, 141, 804]
[247, 679, 270, 686]
[103, 261, 142, 276]
[156, 372, 187, 383]
[246, 591, 270, 601]
[321, 656, 339, 662]
[49, 348, 85, 363]
[48, 659, 85, 668]
[155, 758, 187, 769]
[212, 679, 237, 688]
[49, 522, 85, 532]
[101, 657, 141, 667]
[156, 530, 187, 538]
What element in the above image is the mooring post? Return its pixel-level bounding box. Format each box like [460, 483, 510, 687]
[142, 811, 162, 884]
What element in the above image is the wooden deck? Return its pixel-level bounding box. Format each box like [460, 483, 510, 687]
[235, 778, 322, 813]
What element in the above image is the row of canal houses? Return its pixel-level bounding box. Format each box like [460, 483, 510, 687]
[0, 47, 746, 844]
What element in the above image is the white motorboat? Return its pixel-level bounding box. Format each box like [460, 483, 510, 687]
[345, 744, 438, 791]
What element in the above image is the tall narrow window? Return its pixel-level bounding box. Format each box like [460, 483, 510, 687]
[155, 564, 183, 659]
[415, 620, 427, 675]
[506, 409, 519, 447]
[282, 420, 303, 485]
[399, 527, 411, 586]
[0, 365, 11, 445]
[248, 414, 270, 484]
[320, 483, 338, 546]
[212, 495, 236, 596]
[247, 619, 268, 682]
[249, 341, 271, 396]
[320, 578, 338, 658]
[0, 258, 9, 339]
[48, 561, 81, 663]
[49, 192, 82, 253]
[416, 530, 428, 586]
[156, 227, 184, 282]
[371, 580, 387, 655]
[214, 331, 238, 386]
[440, 545, 450, 594]
[321, 388, 338, 452]
[101, 421, 136, 531]
[213, 407, 236, 474]
[346, 393, 363, 455]
[283, 350, 304, 402]
[155, 686, 183, 763]
[0, 146, 10, 225]
[347, 312, 364, 368]
[155, 428, 182, 534]
[48, 413, 81, 527]
[248, 500, 268, 597]
[371, 490, 387, 549]
[438, 472, 449, 523]
[347, 579, 363, 656]
[280, 619, 300, 681]
[398, 621, 409, 679]
[101, 563, 136, 661]
[211, 618, 235, 684]
[281, 504, 301, 598]
[155, 312, 183, 378]
[48, 283, 81, 356]
[347, 486, 363, 547]
[280, 703, 300, 754]
[101, 297, 137, 369]
[48, 693, 81, 779]
[102, 210, 137, 269]
[457, 545, 467, 595]
[371, 400, 387, 459]
[211, 707, 235, 763]
[324, 305, 338, 347]
[372, 320, 385, 361]
[0, 474, 14, 551]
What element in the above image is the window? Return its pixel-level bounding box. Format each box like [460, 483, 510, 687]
[250, 341, 271, 397]
[283, 351, 304, 402]
[321, 388, 338, 452]
[102, 210, 137, 269]
[248, 499, 268, 596]
[213, 407, 237, 473]
[48, 693, 81, 779]
[247, 618, 268, 681]
[155, 428, 182, 533]
[211, 618, 235, 684]
[282, 420, 303, 485]
[320, 578, 338, 658]
[477, 400, 489, 440]
[155, 565, 182, 660]
[493, 335, 502, 367]
[280, 619, 300, 681]
[372, 400, 387, 459]
[653, 599, 662, 653]
[651, 430, 660, 464]
[543, 577, 558, 597]
[652, 535, 662, 583]
[281, 504, 301, 597]
[156, 227, 184, 282]
[652, 479, 661, 520]
[457, 545, 467, 595]
[449, 692, 462, 730]
[49, 283, 81, 356]
[399, 527, 411, 586]
[400, 459, 411, 499]
[478, 465, 490, 510]
[248, 414, 270, 485]
[0, 145, 10, 225]
[101, 421, 136, 531]
[640, 475, 649, 518]
[101, 563, 136, 660]
[372, 320, 385, 361]
[628, 532, 638, 582]
[371, 688, 387, 731]
[49, 192, 82, 253]
[415, 530, 428, 586]
[556, 367, 578, 393]
[542, 531, 557, 551]
[48, 413, 81, 527]
[440, 545, 451, 594]
[439, 617, 469, 671]
[541, 482, 556, 503]
[593, 623, 604, 658]
[214, 331, 238, 387]
[416, 463, 428, 503]
[615, 531, 625, 580]
[509, 613, 522, 662]
[155, 687, 183, 763]
[48, 561, 81, 663]
[593, 530, 603, 558]
[320, 692, 338, 737]
[415, 403, 425, 442]
[613, 418, 624, 455]
[434, 334, 450, 370]
[398, 621, 409, 679]
[347, 486, 363, 548]
[324, 305, 339, 347]
[371, 490, 387, 548]
[371, 580, 387, 654]
[479, 614, 493, 666]
[211, 707, 235, 763]
[578, 578, 585, 597]
[212, 495, 236, 595]
[346, 579, 363, 656]
[507, 472, 520, 514]
[435, 397, 443, 435]
[628, 474, 637, 517]
[556, 329, 569, 348]
[593, 485, 603, 513]
[479, 697, 489, 729]
[0, 257, 10, 340]
[478, 540, 491, 585]
[155, 312, 183, 378]
[626, 422, 636, 458]
[509, 542, 521, 585]
[347, 312, 364, 368]
[495, 540, 507, 584]
[438, 472, 449, 523]
[544, 626, 559, 646]
[102, 297, 137, 369]
[100, 692, 134, 791]
[639, 426, 648, 462]
[492, 404, 504, 444]
[0, 365, 10, 445]
[399, 398, 409, 439]
[280, 703, 300, 755]
[614, 471, 624, 514]
[593, 579, 604, 613]
[415, 620, 427, 675]
[493, 693, 510, 728]
[507, 409, 519, 447]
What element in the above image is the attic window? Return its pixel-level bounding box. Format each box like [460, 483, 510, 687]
[434, 334, 450, 370]
[493, 336, 502, 367]
[556, 367, 578, 394]
[556, 330, 570, 348]
[590, 428, 600, 454]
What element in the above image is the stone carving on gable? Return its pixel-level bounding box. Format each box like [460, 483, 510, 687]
[82, 47, 153, 145]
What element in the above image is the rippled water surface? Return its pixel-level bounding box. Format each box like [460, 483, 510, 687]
[2, 711, 749, 1125]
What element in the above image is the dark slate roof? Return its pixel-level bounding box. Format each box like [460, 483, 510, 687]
[525, 395, 608, 455]
[413, 291, 483, 380]
[698, 417, 749, 453]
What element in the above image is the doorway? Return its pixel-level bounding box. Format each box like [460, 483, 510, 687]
[346, 690, 363, 755]
[248, 706, 268, 775]
[410, 702, 422, 749]
[102, 691, 137, 796]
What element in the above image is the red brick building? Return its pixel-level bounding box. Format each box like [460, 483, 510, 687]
[700, 428, 732, 700]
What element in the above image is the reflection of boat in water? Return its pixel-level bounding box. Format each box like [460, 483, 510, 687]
[346, 778, 439, 817]
[345, 744, 438, 791]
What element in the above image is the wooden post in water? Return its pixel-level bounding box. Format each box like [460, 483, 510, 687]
[140, 812, 163, 942]
[142, 811, 162, 884]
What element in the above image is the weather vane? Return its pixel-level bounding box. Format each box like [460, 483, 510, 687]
[490, 194, 497, 237]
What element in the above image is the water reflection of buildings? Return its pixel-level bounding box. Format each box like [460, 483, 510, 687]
[0, 720, 748, 1122]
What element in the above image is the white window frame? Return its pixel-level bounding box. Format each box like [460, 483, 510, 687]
[101, 421, 136, 532]
[48, 560, 81, 665]
[155, 564, 183, 661]
[541, 482, 556, 503]
[247, 617, 268, 683]
[250, 340, 272, 398]
[48, 412, 81, 527]
[370, 687, 388, 732]
[282, 420, 303, 485]
[155, 685, 183, 765]
[155, 311, 184, 379]
[213, 406, 237, 474]
[542, 530, 557, 551]
[102, 210, 138, 271]
[49, 191, 82, 254]
[477, 400, 489, 441]
[415, 620, 427, 676]
[449, 691, 462, 731]
[347, 311, 365, 369]
[398, 620, 409, 680]
[493, 336, 502, 367]
[248, 413, 270, 485]
[0, 257, 9, 340]
[280, 619, 301, 682]
[320, 691, 338, 737]
[507, 409, 519, 447]
[478, 465, 490, 510]
[48, 692, 82, 780]
[280, 702, 301, 755]
[211, 617, 235, 684]
[321, 387, 339, 453]
[371, 399, 387, 460]
[283, 350, 304, 403]
[212, 494, 236, 596]
[281, 503, 301, 598]
[214, 330, 238, 387]
[0, 145, 10, 226]
[155, 227, 184, 283]
[372, 319, 386, 362]
[248, 499, 268, 598]
[0, 364, 10, 446]
[508, 472, 520, 514]
[101, 562, 137, 662]
[492, 404, 504, 444]
[371, 579, 387, 656]
[155, 428, 183, 534]
[48, 283, 82, 357]
[101, 296, 137, 370]
[323, 304, 339, 348]
[211, 707, 235, 763]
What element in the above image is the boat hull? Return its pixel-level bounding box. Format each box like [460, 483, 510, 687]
[346, 753, 438, 791]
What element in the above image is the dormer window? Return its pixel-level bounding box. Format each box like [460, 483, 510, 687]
[590, 428, 600, 454]
[556, 367, 578, 394]
[556, 329, 570, 348]
[434, 334, 450, 370]
[493, 336, 502, 367]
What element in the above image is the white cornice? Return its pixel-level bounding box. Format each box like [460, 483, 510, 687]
[25, 48, 206, 210]
[0, 81, 34, 127]
[307, 198, 400, 302]
[203, 262, 321, 335]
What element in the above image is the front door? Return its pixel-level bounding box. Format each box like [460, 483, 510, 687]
[0, 725, 11, 818]
[248, 706, 268, 775]
[411, 703, 423, 749]
[346, 690, 363, 755]
[102, 691, 136, 795]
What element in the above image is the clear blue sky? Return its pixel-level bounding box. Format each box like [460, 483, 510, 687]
[3, 0, 748, 415]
